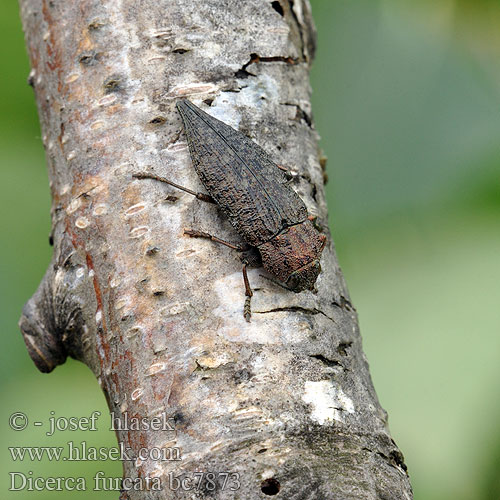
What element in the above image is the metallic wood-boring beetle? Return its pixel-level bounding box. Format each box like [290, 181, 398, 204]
[134, 99, 326, 321]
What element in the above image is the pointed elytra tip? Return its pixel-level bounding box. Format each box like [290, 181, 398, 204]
[176, 98, 192, 113]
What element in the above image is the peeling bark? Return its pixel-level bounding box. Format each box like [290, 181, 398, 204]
[19, 0, 412, 498]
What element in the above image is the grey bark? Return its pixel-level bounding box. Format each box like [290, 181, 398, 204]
[18, 0, 412, 499]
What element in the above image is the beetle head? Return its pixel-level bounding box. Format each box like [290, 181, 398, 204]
[285, 259, 322, 292]
[258, 220, 326, 292]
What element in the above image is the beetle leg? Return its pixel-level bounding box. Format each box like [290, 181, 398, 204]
[242, 261, 253, 322]
[132, 172, 215, 203]
[184, 229, 251, 252]
[185, 229, 254, 321]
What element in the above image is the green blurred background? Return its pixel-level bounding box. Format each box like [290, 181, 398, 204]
[1, 0, 499, 498]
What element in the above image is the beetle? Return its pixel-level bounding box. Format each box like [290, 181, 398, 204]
[134, 99, 326, 321]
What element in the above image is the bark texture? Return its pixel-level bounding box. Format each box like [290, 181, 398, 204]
[19, 0, 413, 498]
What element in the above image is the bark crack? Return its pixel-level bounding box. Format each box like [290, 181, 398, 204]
[308, 354, 343, 369]
[281, 102, 313, 128]
[362, 447, 408, 473]
[332, 294, 356, 312]
[255, 305, 335, 322]
[235, 53, 299, 79]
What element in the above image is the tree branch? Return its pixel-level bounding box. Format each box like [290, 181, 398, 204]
[19, 0, 412, 498]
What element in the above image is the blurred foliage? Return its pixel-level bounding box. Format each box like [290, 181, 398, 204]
[1, 0, 499, 498]
[311, 1, 500, 499]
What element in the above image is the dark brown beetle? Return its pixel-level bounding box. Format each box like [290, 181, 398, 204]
[134, 99, 326, 320]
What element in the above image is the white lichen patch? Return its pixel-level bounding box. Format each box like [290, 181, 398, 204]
[98, 94, 117, 107]
[167, 346, 204, 367]
[302, 381, 355, 425]
[261, 469, 276, 480]
[147, 55, 167, 63]
[195, 355, 222, 369]
[75, 216, 89, 229]
[209, 440, 226, 452]
[175, 249, 196, 258]
[131, 387, 144, 401]
[115, 297, 130, 310]
[110, 276, 121, 288]
[65, 73, 79, 84]
[125, 202, 147, 217]
[204, 97, 242, 129]
[126, 326, 143, 339]
[130, 226, 149, 238]
[167, 82, 218, 98]
[93, 204, 108, 216]
[268, 26, 290, 35]
[149, 27, 174, 39]
[66, 197, 82, 214]
[231, 407, 264, 420]
[160, 301, 191, 316]
[53, 267, 67, 289]
[91, 120, 105, 130]
[165, 141, 188, 153]
[243, 73, 280, 105]
[146, 362, 167, 376]
[212, 271, 281, 343]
